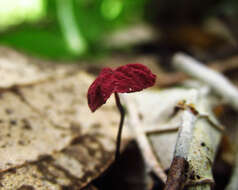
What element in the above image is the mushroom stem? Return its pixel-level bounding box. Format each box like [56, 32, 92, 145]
[114, 92, 125, 162]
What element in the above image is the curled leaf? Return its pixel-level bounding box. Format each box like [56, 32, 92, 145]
[87, 63, 156, 112]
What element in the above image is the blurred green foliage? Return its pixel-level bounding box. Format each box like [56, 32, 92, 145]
[0, 0, 46, 29]
[1, 0, 237, 60]
[0, 0, 147, 60]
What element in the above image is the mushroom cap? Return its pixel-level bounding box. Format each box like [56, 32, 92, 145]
[87, 63, 156, 112]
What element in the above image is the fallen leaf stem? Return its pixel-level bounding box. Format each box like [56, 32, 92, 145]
[114, 92, 125, 162]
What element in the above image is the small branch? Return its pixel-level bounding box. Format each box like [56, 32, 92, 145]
[164, 97, 222, 190]
[164, 156, 189, 190]
[123, 96, 167, 183]
[159, 55, 238, 88]
[174, 109, 197, 158]
[122, 79, 222, 187]
[164, 109, 197, 190]
[144, 125, 179, 135]
[173, 53, 238, 111]
[114, 92, 125, 162]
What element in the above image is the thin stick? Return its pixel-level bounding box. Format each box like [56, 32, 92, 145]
[164, 156, 188, 190]
[173, 53, 238, 111]
[163, 109, 197, 190]
[114, 92, 125, 162]
[122, 95, 167, 182]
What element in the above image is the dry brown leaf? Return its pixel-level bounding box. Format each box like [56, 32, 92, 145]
[0, 47, 131, 189]
[0, 92, 72, 172]
[0, 47, 79, 88]
[18, 72, 127, 143]
[0, 133, 119, 190]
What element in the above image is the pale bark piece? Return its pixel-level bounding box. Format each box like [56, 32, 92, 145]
[0, 46, 79, 88]
[0, 131, 123, 190]
[160, 88, 222, 190]
[166, 101, 221, 190]
[0, 92, 73, 172]
[187, 116, 221, 188]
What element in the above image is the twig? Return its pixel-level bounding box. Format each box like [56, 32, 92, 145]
[159, 55, 238, 88]
[164, 93, 222, 190]
[164, 108, 197, 190]
[173, 53, 238, 111]
[173, 109, 197, 158]
[164, 156, 189, 190]
[124, 96, 167, 183]
[175, 49, 238, 190]
[144, 125, 179, 135]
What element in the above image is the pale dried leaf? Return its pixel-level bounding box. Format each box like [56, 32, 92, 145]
[19, 72, 123, 134]
[0, 126, 128, 190]
[0, 47, 78, 88]
[0, 92, 72, 172]
[0, 70, 131, 189]
[0, 47, 131, 189]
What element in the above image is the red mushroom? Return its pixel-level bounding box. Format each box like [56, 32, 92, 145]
[87, 63, 156, 161]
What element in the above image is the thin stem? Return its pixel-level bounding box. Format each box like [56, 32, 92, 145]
[114, 92, 125, 162]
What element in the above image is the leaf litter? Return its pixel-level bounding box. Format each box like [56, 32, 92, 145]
[0, 46, 236, 190]
[0, 47, 131, 190]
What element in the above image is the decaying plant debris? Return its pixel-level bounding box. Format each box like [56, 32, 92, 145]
[123, 82, 223, 190]
[0, 46, 238, 190]
[172, 53, 238, 190]
[0, 92, 72, 172]
[0, 47, 131, 189]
